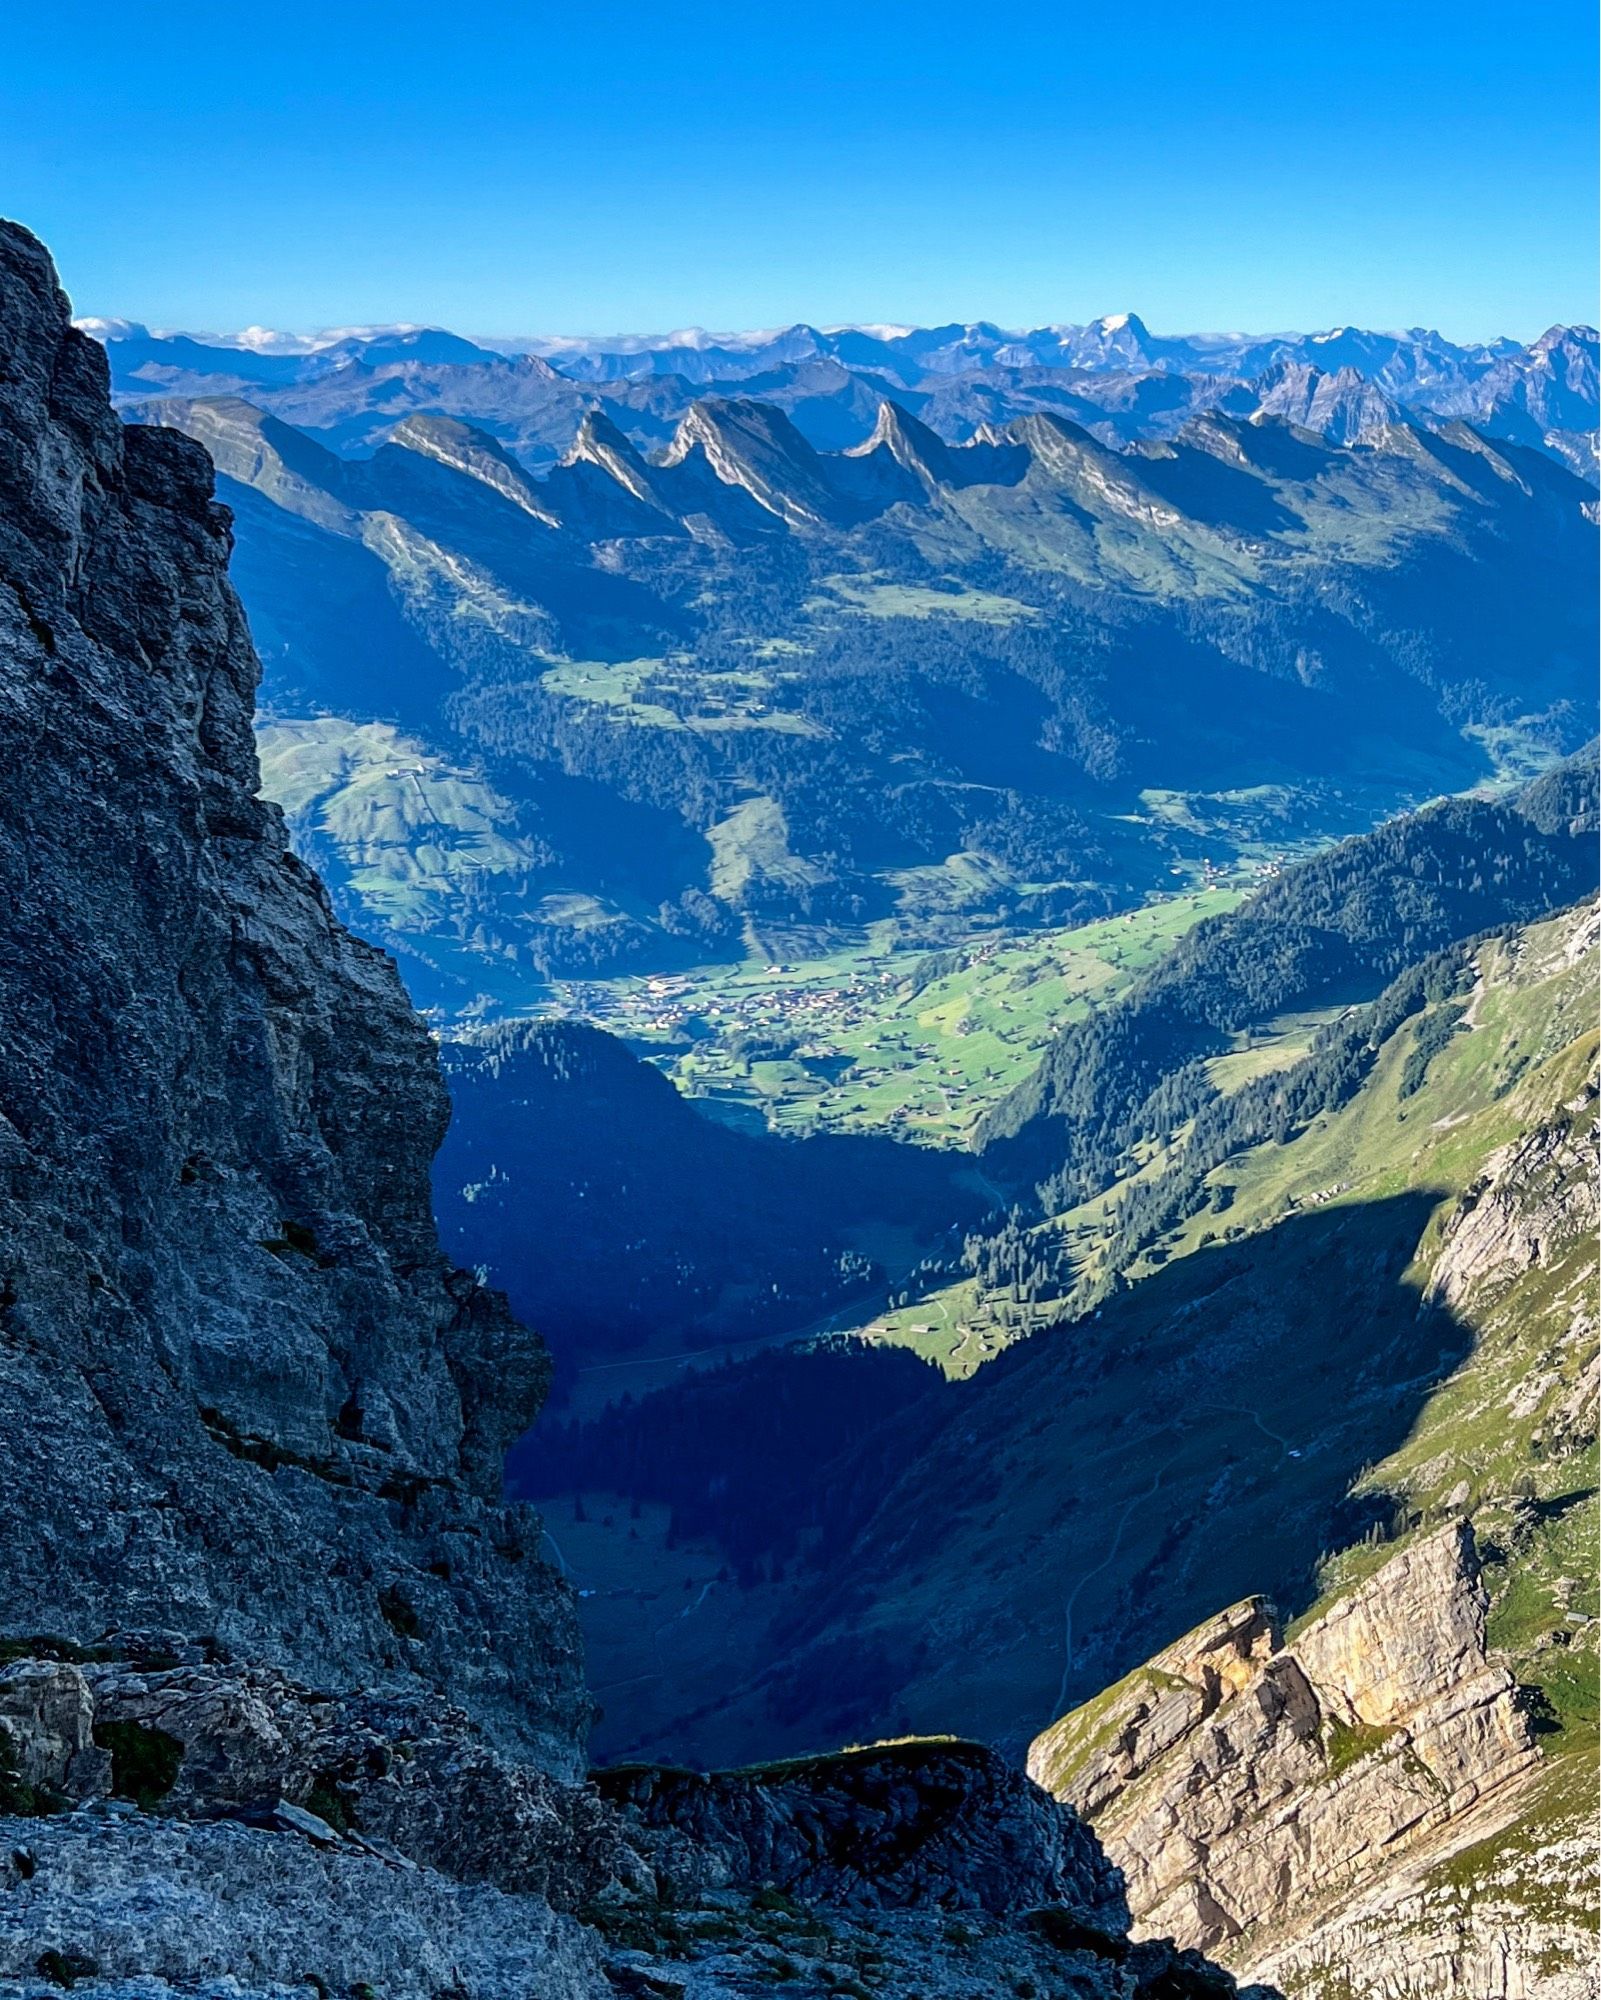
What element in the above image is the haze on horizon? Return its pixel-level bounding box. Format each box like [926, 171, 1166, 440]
[72, 309, 1592, 355]
[5, 0, 1595, 344]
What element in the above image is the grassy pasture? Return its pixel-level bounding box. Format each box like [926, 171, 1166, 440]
[558, 886, 1242, 1148]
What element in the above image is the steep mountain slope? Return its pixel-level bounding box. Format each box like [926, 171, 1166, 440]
[977, 765, 1598, 1209]
[1031, 902, 1600, 1998]
[903, 894, 1595, 1755]
[433, 1019, 973, 1371]
[144, 379, 1596, 995]
[1250, 361, 1399, 444]
[0, 217, 1265, 2000]
[0, 219, 584, 1774]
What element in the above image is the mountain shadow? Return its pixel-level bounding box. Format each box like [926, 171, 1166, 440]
[435, 1020, 980, 1389]
[1126, 434, 1307, 534]
[544, 1190, 1476, 1766]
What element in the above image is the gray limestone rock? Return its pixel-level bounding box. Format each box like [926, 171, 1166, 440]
[0, 1653, 1273, 2000]
[599, 1738, 1129, 1921]
[0, 1810, 607, 2000]
[0, 217, 584, 1777]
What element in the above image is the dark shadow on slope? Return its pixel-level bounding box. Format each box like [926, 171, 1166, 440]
[775, 1191, 1471, 1753]
[511, 1338, 952, 1585]
[1125, 440, 1304, 535]
[549, 1192, 1476, 1766]
[358, 441, 692, 651]
[223, 477, 450, 715]
[435, 1021, 981, 1394]
[1530, 1486, 1597, 1528]
[1198, 413, 1344, 482]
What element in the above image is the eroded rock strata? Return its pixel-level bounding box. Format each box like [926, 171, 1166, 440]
[0, 217, 1266, 1999]
[1029, 1526, 1541, 1975]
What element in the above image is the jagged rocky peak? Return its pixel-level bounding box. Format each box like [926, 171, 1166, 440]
[567, 403, 642, 464]
[998, 408, 1188, 523]
[1252, 357, 1400, 444]
[561, 403, 672, 511]
[0, 217, 585, 1772]
[663, 393, 816, 463]
[1526, 322, 1598, 389]
[661, 394, 842, 525]
[999, 407, 1118, 463]
[386, 411, 561, 524]
[1057, 311, 1160, 369]
[849, 396, 950, 482]
[1092, 310, 1150, 342]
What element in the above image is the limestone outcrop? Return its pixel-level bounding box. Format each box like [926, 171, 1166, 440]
[0, 1655, 638, 1907]
[1028, 1525, 1538, 1960]
[1243, 1805, 1599, 2000]
[1427, 1049, 1600, 1316]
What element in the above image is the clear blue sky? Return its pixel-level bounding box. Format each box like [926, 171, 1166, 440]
[5, 0, 1595, 341]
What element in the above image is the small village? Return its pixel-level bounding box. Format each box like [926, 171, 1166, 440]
[541, 870, 1282, 1141]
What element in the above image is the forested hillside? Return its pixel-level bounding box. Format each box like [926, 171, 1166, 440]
[781, 756, 1600, 1353]
[979, 753, 1599, 1204]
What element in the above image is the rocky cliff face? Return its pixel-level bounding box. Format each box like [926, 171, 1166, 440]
[0, 219, 586, 1775]
[1029, 1527, 1537, 1963]
[0, 218, 1269, 2000]
[598, 1740, 1131, 1921]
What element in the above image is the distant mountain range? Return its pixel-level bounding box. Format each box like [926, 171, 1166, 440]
[84, 313, 1599, 482]
[134, 358, 1597, 998]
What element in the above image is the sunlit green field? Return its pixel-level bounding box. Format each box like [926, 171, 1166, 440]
[550, 886, 1245, 1146]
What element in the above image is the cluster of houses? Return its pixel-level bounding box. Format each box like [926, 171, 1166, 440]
[546, 875, 1292, 1132]
[561, 960, 907, 1050]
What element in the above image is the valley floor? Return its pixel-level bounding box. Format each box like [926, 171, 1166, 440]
[546, 884, 1249, 1148]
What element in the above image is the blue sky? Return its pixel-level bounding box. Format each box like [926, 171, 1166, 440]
[5, 0, 1595, 341]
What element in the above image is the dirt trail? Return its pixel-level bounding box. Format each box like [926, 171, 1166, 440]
[1046, 1401, 1294, 1728]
